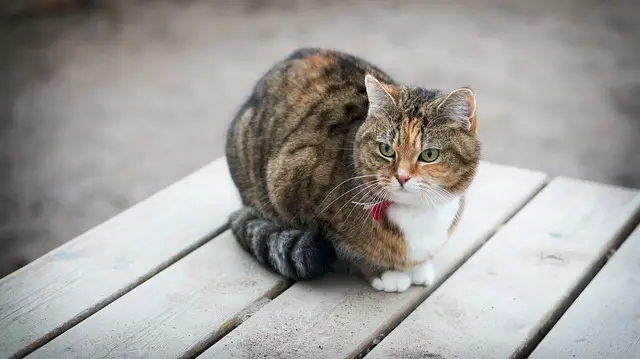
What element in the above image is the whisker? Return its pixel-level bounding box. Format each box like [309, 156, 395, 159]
[419, 184, 456, 205]
[419, 189, 429, 206]
[318, 174, 378, 207]
[374, 188, 389, 220]
[316, 181, 375, 217]
[438, 187, 457, 199]
[431, 187, 456, 202]
[353, 187, 387, 229]
[333, 181, 381, 219]
[429, 189, 448, 204]
[351, 184, 387, 206]
[344, 185, 383, 223]
[424, 190, 436, 208]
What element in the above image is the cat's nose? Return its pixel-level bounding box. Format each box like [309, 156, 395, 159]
[396, 175, 410, 185]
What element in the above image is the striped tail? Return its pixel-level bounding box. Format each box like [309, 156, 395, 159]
[229, 207, 337, 280]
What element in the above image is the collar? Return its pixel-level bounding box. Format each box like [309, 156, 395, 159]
[352, 177, 392, 222]
[370, 200, 391, 222]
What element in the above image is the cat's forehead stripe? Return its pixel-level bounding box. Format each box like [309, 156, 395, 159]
[398, 119, 422, 150]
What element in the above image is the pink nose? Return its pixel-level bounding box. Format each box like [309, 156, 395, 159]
[396, 175, 409, 185]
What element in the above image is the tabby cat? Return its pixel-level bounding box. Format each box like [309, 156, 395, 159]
[226, 48, 480, 292]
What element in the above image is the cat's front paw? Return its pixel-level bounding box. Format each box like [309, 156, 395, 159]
[409, 262, 435, 286]
[371, 270, 412, 292]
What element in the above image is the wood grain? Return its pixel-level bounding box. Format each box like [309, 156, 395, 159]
[197, 162, 547, 359]
[26, 231, 286, 359]
[366, 178, 640, 359]
[0, 158, 241, 359]
[529, 224, 640, 359]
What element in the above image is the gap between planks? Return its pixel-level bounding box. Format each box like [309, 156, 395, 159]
[528, 223, 640, 358]
[15, 225, 230, 359]
[349, 179, 549, 359]
[514, 207, 640, 358]
[194, 163, 548, 359]
[0, 157, 243, 359]
[25, 230, 292, 359]
[183, 198, 537, 359]
[363, 177, 640, 359]
[175, 199, 532, 359]
[181, 282, 294, 359]
[19, 161, 547, 359]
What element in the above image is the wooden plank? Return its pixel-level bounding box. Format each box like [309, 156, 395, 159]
[26, 231, 286, 359]
[197, 162, 548, 359]
[366, 178, 640, 359]
[529, 225, 640, 359]
[0, 157, 241, 359]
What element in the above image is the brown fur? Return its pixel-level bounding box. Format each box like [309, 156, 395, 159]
[448, 196, 466, 237]
[226, 48, 481, 276]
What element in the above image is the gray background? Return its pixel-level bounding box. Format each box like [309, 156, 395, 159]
[1, 0, 639, 277]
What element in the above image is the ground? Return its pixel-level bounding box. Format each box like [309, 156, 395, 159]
[1, 0, 639, 277]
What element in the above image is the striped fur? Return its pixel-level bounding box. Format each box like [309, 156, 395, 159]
[230, 207, 336, 280]
[225, 47, 481, 286]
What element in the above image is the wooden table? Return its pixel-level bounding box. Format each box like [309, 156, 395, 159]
[1, 157, 639, 359]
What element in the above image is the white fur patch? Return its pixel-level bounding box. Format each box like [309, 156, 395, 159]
[409, 261, 435, 286]
[368, 198, 458, 292]
[387, 196, 460, 262]
[371, 270, 412, 292]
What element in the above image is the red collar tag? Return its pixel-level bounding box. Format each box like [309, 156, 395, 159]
[370, 200, 391, 222]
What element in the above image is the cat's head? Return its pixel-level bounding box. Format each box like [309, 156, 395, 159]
[354, 74, 481, 207]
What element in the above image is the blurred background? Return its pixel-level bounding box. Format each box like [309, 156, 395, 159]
[0, 0, 639, 277]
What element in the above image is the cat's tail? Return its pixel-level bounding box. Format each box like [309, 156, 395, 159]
[229, 207, 337, 280]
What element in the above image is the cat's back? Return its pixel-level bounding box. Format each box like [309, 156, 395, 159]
[226, 48, 395, 219]
[227, 48, 394, 144]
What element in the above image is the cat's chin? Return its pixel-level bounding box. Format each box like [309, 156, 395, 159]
[387, 190, 428, 207]
[388, 189, 456, 208]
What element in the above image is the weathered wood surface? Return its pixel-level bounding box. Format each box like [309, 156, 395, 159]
[23, 161, 545, 359]
[530, 224, 640, 359]
[27, 231, 286, 359]
[5, 154, 640, 359]
[198, 162, 547, 359]
[0, 158, 241, 359]
[366, 178, 640, 359]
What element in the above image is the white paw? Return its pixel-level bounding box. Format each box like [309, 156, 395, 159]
[371, 270, 412, 292]
[409, 262, 435, 286]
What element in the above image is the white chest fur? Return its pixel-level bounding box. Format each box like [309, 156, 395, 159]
[386, 197, 461, 262]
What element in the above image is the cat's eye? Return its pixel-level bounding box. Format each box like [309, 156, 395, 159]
[379, 143, 395, 157]
[419, 148, 440, 163]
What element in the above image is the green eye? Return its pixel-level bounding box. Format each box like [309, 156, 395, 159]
[419, 148, 440, 162]
[379, 143, 395, 157]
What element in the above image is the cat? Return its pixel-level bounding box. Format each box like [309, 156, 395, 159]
[225, 48, 480, 292]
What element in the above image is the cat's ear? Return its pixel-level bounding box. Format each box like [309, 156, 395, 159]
[437, 87, 477, 132]
[365, 74, 396, 118]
